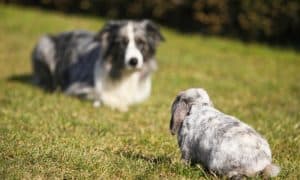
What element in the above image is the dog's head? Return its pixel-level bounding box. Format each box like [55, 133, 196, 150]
[96, 20, 165, 78]
[170, 88, 213, 135]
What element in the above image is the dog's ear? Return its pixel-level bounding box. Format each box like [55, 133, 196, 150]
[142, 20, 165, 45]
[95, 21, 122, 48]
[170, 94, 189, 135]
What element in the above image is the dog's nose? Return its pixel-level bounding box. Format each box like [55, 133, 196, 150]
[128, 57, 138, 67]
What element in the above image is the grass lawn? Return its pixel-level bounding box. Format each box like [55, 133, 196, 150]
[0, 5, 299, 179]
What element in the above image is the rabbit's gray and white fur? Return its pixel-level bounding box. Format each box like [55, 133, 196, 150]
[170, 88, 280, 178]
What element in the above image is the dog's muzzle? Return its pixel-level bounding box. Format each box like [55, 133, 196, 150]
[125, 47, 143, 69]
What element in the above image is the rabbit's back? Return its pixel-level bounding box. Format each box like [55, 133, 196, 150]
[179, 106, 272, 176]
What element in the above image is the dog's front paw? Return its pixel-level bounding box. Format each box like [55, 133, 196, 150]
[93, 100, 101, 108]
[116, 105, 128, 112]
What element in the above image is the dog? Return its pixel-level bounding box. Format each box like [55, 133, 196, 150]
[32, 20, 164, 111]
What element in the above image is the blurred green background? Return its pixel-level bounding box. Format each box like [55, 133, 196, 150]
[1, 0, 300, 46]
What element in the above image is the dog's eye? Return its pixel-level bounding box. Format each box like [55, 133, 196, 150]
[135, 38, 145, 49]
[122, 38, 129, 45]
[117, 38, 128, 46]
[135, 38, 145, 45]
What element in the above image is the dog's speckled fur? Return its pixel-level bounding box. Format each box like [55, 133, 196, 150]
[170, 88, 280, 178]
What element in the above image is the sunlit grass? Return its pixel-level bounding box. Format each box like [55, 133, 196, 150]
[0, 5, 299, 179]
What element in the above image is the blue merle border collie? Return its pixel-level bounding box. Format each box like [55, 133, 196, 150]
[32, 20, 165, 111]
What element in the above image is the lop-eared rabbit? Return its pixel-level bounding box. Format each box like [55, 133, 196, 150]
[170, 88, 280, 179]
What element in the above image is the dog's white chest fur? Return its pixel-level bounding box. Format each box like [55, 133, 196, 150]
[94, 62, 151, 111]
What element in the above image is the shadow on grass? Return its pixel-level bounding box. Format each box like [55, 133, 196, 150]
[6, 73, 96, 104]
[7, 74, 32, 84]
[7, 73, 53, 93]
[115, 150, 172, 165]
[114, 150, 174, 178]
[114, 149, 212, 178]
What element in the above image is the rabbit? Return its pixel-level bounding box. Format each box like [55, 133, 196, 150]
[170, 88, 280, 179]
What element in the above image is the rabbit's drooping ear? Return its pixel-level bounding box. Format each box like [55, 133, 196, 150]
[170, 95, 189, 135]
[142, 20, 165, 45]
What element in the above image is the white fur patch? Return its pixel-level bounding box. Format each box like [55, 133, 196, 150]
[94, 60, 151, 111]
[125, 23, 143, 69]
[36, 36, 56, 73]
